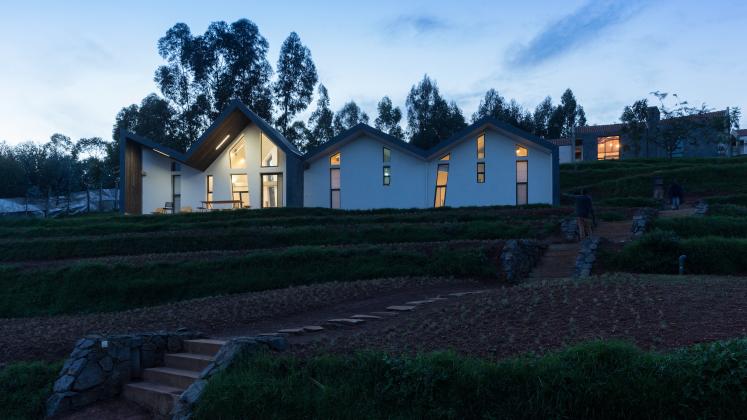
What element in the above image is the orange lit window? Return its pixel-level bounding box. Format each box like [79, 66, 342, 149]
[597, 136, 620, 160]
[515, 145, 528, 157]
[330, 152, 341, 166]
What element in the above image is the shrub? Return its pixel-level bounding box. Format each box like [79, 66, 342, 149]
[707, 204, 747, 217]
[609, 230, 682, 274]
[195, 338, 747, 420]
[653, 216, 747, 238]
[0, 360, 61, 420]
[0, 243, 500, 317]
[598, 197, 662, 208]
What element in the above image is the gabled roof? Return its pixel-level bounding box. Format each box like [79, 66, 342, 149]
[423, 116, 557, 159]
[303, 116, 557, 162]
[122, 99, 300, 171]
[575, 123, 624, 135]
[120, 131, 189, 163]
[736, 129, 747, 137]
[303, 123, 427, 162]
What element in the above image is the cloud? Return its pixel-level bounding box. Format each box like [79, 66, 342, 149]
[508, 0, 649, 68]
[385, 14, 452, 37]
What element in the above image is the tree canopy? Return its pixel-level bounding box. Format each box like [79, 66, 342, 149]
[375, 96, 405, 139]
[274, 32, 318, 138]
[406, 75, 466, 149]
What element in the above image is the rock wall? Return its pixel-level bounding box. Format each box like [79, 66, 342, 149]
[560, 217, 579, 242]
[574, 237, 600, 278]
[694, 200, 709, 216]
[499, 239, 547, 283]
[46, 330, 203, 418]
[172, 336, 288, 420]
[631, 208, 658, 237]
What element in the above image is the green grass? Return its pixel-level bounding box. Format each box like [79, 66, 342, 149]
[604, 230, 747, 274]
[707, 204, 747, 217]
[652, 216, 747, 238]
[0, 220, 552, 262]
[195, 338, 747, 420]
[0, 360, 61, 420]
[0, 243, 499, 318]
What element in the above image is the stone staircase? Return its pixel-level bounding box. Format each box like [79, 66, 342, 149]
[528, 242, 581, 279]
[123, 338, 226, 418]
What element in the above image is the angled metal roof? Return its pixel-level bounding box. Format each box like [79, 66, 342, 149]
[303, 123, 427, 162]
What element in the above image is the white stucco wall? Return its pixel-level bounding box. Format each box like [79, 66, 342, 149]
[304, 135, 428, 209]
[558, 145, 573, 163]
[426, 128, 554, 207]
[141, 149, 173, 214]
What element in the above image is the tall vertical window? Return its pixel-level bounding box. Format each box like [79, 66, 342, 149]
[574, 139, 583, 160]
[206, 175, 214, 202]
[261, 132, 279, 167]
[330, 152, 341, 166]
[230, 142, 246, 169]
[434, 164, 449, 208]
[383, 166, 391, 186]
[231, 174, 249, 208]
[516, 145, 528, 157]
[477, 162, 485, 183]
[477, 133, 485, 159]
[597, 136, 620, 160]
[383, 147, 391, 163]
[330, 168, 341, 209]
[516, 161, 528, 205]
[261, 174, 283, 208]
[172, 174, 181, 212]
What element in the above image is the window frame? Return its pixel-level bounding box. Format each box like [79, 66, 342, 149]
[476, 162, 485, 183]
[229, 141, 247, 169]
[515, 144, 528, 157]
[260, 132, 279, 168]
[383, 147, 391, 163]
[516, 160, 528, 205]
[596, 136, 620, 160]
[574, 139, 583, 161]
[330, 152, 341, 166]
[171, 174, 181, 212]
[477, 133, 485, 160]
[260, 172, 283, 208]
[230, 173, 250, 209]
[206, 175, 214, 203]
[330, 167, 341, 209]
[383, 165, 391, 186]
[434, 163, 449, 208]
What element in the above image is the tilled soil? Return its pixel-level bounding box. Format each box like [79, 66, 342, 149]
[294, 274, 747, 360]
[0, 276, 478, 365]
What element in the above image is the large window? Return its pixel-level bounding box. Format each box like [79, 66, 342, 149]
[383, 166, 391, 186]
[261, 174, 283, 208]
[434, 163, 449, 208]
[597, 136, 620, 160]
[330, 168, 341, 209]
[477, 162, 485, 183]
[229, 141, 246, 169]
[206, 175, 214, 202]
[516, 161, 528, 205]
[261, 132, 279, 167]
[230, 174, 249, 208]
[477, 133, 485, 159]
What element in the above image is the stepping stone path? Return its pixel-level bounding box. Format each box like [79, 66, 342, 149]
[278, 328, 305, 335]
[386, 305, 416, 311]
[351, 314, 383, 320]
[326, 318, 366, 325]
[303, 326, 324, 332]
[370, 311, 399, 317]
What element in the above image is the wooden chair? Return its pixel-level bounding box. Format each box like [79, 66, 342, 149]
[164, 202, 174, 213]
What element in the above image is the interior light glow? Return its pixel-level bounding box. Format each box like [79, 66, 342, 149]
[215, 134, 232, 150]
[154, 149, 170, 158]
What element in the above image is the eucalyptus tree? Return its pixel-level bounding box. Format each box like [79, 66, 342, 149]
[274, 32, 318, 137]
[374, 96, 404, 138]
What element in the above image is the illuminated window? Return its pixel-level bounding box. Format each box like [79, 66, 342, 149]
[516, 145, 528, 157]
[383, 147, 391, 163]
[516, 161, 528, 205]
[261, 174, 283, 208]
[383, 166, 391, 186]
[439, 153, 450, 161]
[172, 174, 181, 212]
[434, 163, 449, 208]
[330, 168, 341, 209]
[261, 132, 279, 167]
[206, 175, 214, 202]
[574, 139, 583, 160]
[229, 141, 246, 169]
[330, 152, 341, 166]
[477, 133, 485, 160]
[230, 174, 249, 208]
[597, 136, 620, 160]
[477, 162, 485, 183]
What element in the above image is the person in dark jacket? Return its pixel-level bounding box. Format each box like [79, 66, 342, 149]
[575, 190, 596, 240]
[668, 180, 684, 210]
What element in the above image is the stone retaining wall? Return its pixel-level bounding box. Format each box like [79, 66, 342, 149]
[560, 217, 579, 242]
[631, 208, 658, 237]
[694, 200, 709, 216]
[500, 239, 547, 283]
[46, 330, 203, 418]
[172, 336, 288, 420]
[574, 237, 600, 278]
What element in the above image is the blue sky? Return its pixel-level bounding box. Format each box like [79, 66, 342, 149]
[0, 0, 745, 144]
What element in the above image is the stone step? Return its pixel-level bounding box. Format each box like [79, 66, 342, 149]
[142, 366, 200, 390]
[386, 305, 416, 311]
[351, 314, 382, 320]
[164, 353, 214, 372]
[370, 311, 399, 317]
[278, 328, 305, 335]
[326, 318, 365, 326]
[303, 325, 325, 332]
[183, 339, 226, 357]
[122, 381, 183, 417]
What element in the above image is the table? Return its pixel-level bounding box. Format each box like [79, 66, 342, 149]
[201, 200, 245, 210]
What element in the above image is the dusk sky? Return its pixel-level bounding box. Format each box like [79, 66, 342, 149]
[1, 0, 745, 145]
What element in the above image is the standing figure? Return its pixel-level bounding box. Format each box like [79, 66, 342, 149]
[668, 180, 684, 210]
[575, 191, 596, 240]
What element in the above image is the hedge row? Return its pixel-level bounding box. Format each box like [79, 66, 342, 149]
[195, 338, 747, 420]
[0, 242, 500, 317]
[0, 360, 60, 420]
[0, 206, 568, 240]
[0, 221, 544, 262]
[652, 216, 747, 238]
[606, 230, 747, 274]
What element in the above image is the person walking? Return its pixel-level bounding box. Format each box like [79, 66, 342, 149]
[668, 180, 684, 210]
[575, 191, 596, 240]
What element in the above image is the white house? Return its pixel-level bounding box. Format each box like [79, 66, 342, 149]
[120, 101, 559, 214]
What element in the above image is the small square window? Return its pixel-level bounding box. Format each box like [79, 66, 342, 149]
[477, 162, 485, 183]
[516, 145, 528, 157]
[383, 147, 391, 163]
[383, 166, 391, 186]
[330, 152, 341, 166]
[439, 153, 450, 161]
